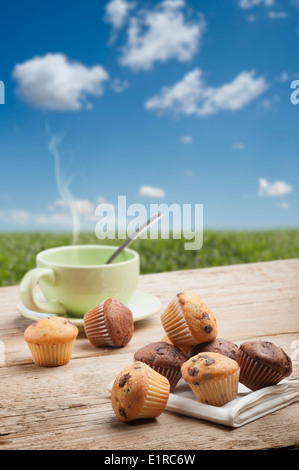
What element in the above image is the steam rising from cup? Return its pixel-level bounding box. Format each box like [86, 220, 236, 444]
[46, 124, 79, 244]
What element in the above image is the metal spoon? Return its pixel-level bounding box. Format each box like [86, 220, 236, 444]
[105, 212, 163, 264]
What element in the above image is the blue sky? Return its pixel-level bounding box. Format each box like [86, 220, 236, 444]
[0, 0, 298, 233]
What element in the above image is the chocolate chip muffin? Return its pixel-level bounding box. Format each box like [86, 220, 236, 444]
[160, 292, 218, 349]
[111, 361, 170, 422]
[237, 340, 292, 391]
[134, 341, 187, 391]
[181, 352, 240, 406]
[84, 298, 134, 347]
[190, 338, 239, 362]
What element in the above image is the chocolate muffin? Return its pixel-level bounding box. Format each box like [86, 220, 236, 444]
[237, 340, 292, 391]
[134, 341, 187, 391]
[84, 298, 134, 347]
[190, 338, 239, 362]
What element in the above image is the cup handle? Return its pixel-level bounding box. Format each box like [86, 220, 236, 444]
[20, 268, 67, 315]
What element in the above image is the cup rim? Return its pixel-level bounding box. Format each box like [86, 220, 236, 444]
[36, 244, 139, 269]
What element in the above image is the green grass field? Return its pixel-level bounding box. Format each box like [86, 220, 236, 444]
[0, 229, 299, 287]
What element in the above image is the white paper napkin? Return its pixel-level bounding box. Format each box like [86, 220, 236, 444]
[107, 378, 299, 428]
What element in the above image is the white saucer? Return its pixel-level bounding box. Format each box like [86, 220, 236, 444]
[17, 290, 162, 327]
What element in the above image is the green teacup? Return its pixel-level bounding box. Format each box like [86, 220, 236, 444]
[19, 245, 140, 317]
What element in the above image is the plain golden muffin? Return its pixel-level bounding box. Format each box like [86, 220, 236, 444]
[24, 317, 78, 345]
[181, 352, 239, 406]
[111, 362, 170, 422]
[24, 317, 78, 366]
[161, 292, 218, 349]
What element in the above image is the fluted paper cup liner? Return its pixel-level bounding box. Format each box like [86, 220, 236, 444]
[27, 340, 75, 367]
[84, 303, 114, 347]
[161, 334, 192, 356]
[238, 349, 285, 391]
[151, 366, 182, 392]
[189, 370, 240, 407]
[136, 365, 170, 419]
[161, 296, 196, 349]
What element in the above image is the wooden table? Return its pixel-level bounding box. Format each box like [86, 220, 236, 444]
[0, 259, 299, 450]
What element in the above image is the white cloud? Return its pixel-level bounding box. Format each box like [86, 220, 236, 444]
[138, 185, 166, 198]
[278, 72, 289, 82]
[49, 212, 73, 225]
[262, 99, 270, 109]
[34, 215, 48, 224]
[12, 53, 109, 111]
[120, 0, 205, 70]
[238, 0, 274, 9]
[268, 11, 287, 19]
[110, 77, 129, 92]
[277, 201, 289, 209]
[105, 0, 135, 30]
[0, 209, 32, 225]
[247, 14, 256, 22]
[261, 94, 279, 110]
[232, 142, 245, 150]
[258, 178, 293, 197]
[53, 199, 95, 214]
[0, 209, 71, 226]
[96, 196, 108, 205]
[184, 169, 193, 177]
[145, 69, 268, 117]
[0, 196, 103, 228]
[181, 135, 193, 144]
[95, 196, 116, 209]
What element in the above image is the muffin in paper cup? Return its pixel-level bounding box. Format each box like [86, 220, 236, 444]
[181, 352, 240, 407]
[24, 317, 78, 367]
[134, 341, 187, 391]
[161, 333, 192, 357]
[84, 298, 134, 347]
[237, 340, 292, 391]
[190, 338, 239, 362]
[111, 362, 170, 422]
[161, 292, 217, 349]
[161, 334, 172, 344]
[149, 366, 181, 392]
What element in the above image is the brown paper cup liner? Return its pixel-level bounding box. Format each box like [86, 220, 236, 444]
[151, 366, 182, 392]
[189, 370, 240, 407]
[238, 350, 285, 391]
[27, 340, 75, 367]
[161, 296, 196, 348]
[84, 303, 114, 347]
[136, 365, 170, 420]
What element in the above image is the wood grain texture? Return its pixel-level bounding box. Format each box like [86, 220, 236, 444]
[0, 259, 298, 450]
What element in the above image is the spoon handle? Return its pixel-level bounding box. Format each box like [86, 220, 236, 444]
[105, 212, 163, 264]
